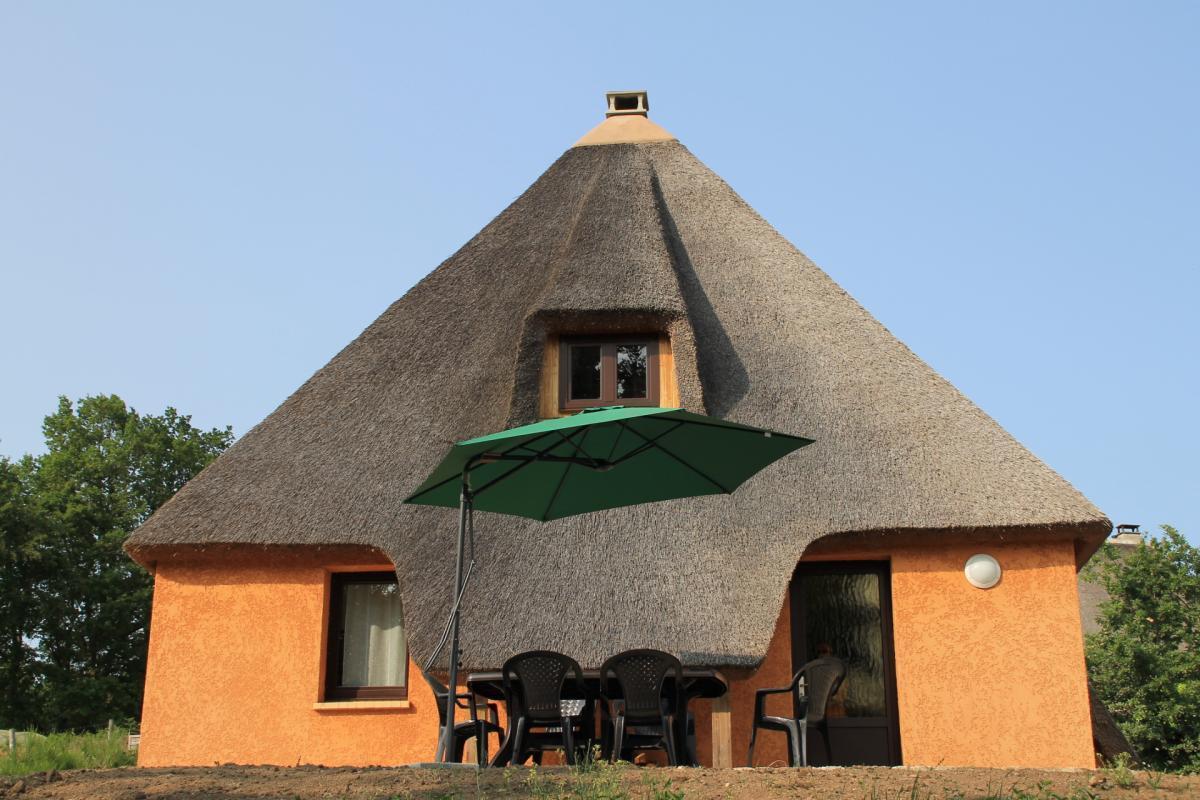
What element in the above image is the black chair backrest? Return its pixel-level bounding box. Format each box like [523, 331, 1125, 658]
[502, 650, 585, 723]
[793, 656, 846, 724]
[599, 649, 683, 721]
[421, 668, 453, 726]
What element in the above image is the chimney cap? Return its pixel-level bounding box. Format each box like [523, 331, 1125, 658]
[606, 90, 649, 117]
[1112, 524, 1144, 547]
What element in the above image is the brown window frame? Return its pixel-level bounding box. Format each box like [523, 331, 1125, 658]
[558, 336, 660, 410]
[324, 571, 409, 701]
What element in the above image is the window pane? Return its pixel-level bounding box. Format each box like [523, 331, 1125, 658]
[802, 573, 885, 717]
[616, 344, 647, 399]
[340, 581, 406, 687]
[569, 345, 601, 400]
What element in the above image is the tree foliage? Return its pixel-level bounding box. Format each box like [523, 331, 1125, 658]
[0, 456, 43, 729]
[1086, 525, 1200, 772]
[0, 395, 232, 731]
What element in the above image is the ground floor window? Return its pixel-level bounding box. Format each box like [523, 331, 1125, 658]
[325, 571, 408, 700]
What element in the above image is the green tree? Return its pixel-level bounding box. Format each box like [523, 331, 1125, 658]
[30, 395, 232, 730]
[0, 455, 45, 729]
[1086, 525, 1200, 772]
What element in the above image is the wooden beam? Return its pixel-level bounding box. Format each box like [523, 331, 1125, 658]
[658, 334, 679, 408]
[463, 738, 477, 765]
[711, 692, 732, 768]
[541, 332, 679, 417]
[539, 334, 559, 419]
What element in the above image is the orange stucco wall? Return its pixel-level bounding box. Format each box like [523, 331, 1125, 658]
[138, 548, 444, 767]
[690, 601, 796, 768]
[794, 535, 1096, 768]
[139, 536, 1094, 769]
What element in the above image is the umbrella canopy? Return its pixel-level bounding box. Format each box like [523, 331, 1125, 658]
[404, 405, 811, 763]
[404, 406, 813, 519]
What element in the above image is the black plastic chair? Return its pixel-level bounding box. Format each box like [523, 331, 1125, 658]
[598, 649, 685, 765]
[748, 656, 846, 767]
[422, 669, 504, 765]
[501, 650, 591, 765]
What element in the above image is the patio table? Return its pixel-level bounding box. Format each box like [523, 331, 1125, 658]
[466, 667, 730, 767]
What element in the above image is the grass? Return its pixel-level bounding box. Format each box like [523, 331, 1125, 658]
[3, 741, 1184, 800]
[1101, 753, 1138, 789]
[863, 774, 1103, 800]
[505, 749, 685, 800]
[0, 728, 137, 777]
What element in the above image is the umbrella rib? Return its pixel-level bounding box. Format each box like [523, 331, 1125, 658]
[408, 425, 590, 503]
[641, 413, 810, 441]
[471, 427, 590, 498]
[604, 422, 626, 463]
[608, 420, 686, 466]
[493, 428, 578, 459]
[551, 427, 603, 469]
[540, 427, 592, 521]
[618, 421, 733, 494]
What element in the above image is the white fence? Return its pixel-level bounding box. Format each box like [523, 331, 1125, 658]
[0, 729, 45, 751]
[1, 728, 138, 751]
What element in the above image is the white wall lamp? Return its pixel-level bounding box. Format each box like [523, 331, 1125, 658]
[964, 554, 1002, 589]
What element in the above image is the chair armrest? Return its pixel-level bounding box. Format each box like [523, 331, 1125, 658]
[753, 686, 791, 723]
[458, 691, 494, 720]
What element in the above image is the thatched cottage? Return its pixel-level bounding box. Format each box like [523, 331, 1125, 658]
[125, 91, 1110, 769]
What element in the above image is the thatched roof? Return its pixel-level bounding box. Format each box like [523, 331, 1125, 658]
[126, 102, 1109, 670]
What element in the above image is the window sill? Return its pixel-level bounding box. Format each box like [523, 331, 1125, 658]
[313, 699, 411, 712]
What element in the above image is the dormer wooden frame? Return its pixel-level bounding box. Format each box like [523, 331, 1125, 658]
[539, 332, 679, 419]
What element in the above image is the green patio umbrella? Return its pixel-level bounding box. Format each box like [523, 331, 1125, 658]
[403, 405, 812, 762]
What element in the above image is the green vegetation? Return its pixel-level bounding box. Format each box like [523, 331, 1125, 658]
[863, 776, 1103, 800]
[524, 753, 628, 800]
[1002, 783, 1097, 800]
[511, 755, 683, 800]
[1085, 525, 1200, 772]
[0, 395, 232, 733]
[0, 727, 136, 776]
[1100, 752, 1137, 788]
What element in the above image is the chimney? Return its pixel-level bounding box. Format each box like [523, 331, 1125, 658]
[606, 90, 649, 117]
[1112, 523, 1143, 547]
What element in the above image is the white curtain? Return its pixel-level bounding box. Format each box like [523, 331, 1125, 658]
[341, 581, 406, 687]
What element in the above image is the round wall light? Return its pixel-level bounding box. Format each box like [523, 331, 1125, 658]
[964, 554, 1002, 589]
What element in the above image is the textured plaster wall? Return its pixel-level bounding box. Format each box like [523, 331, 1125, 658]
[699, 536, 1093, 769]
[138, 548, 442, 767]
[803, 535, 1095, 768]
[694, 601, 796, 768]
[139, 537, 1093, 768]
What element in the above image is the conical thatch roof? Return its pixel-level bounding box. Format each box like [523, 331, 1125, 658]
[126, 99, 1109, 670]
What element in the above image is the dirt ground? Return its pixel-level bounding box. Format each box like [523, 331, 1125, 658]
[2, 764, 1198, 800]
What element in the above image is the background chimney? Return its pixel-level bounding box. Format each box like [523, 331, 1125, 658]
[1112, 523, 1143, 546]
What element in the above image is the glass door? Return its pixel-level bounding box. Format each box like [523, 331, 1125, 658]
[790, 562, 901, 765]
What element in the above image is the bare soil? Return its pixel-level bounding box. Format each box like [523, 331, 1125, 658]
[2, 764, 1198, 800]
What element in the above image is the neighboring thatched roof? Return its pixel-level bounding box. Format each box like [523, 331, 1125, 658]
[1078, 533, 1141, 635]
[126, 103, 1110, 670]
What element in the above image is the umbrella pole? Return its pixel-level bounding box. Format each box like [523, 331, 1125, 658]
[438, 481, 471, 763]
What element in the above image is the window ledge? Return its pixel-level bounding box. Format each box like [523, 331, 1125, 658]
[313, 699, 410, 712]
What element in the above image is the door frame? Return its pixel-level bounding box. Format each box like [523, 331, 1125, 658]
[789, 560, 903, 765]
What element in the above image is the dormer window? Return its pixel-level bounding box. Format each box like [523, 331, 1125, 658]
[559, 336, 660, 410]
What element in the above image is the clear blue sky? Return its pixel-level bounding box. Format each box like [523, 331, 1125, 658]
[1, 2, 1196, 542]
